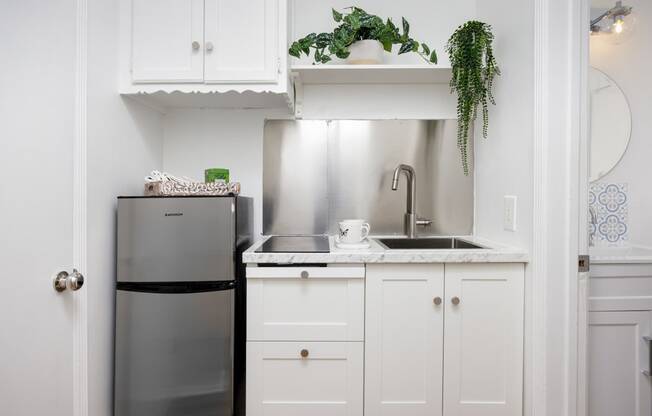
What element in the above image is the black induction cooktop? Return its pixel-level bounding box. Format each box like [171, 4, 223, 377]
[255, 235, 330, 253]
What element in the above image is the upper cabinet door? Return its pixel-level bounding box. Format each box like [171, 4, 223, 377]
[365, 264, 444, 416]
[204, 0, 279, 83]
[131, 0, 204, 83]
[443, 263, 525, 416]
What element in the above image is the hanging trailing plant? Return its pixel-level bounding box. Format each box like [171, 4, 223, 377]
[446, 21, 500, 175]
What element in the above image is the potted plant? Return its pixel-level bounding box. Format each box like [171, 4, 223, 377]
[446, 21, 500, 174]
[289, 7, 438, 65]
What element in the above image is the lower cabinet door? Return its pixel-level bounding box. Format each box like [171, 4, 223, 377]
[246, 341, 363, 416]
[364, 264, 445, 416]
[589, 310, 652, 416]
[443, 263, 525, 416]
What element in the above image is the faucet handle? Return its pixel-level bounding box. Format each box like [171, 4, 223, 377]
[416, 217, 432, 226]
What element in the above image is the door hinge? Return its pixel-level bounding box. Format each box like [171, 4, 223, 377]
[578, 255, 590, 272]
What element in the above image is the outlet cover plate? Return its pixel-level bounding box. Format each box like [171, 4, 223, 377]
[504, 195, 517, 232]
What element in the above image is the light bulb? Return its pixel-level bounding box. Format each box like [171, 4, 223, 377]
[613, 17, 624, 34]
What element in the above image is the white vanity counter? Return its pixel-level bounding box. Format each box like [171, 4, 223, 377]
[590, 245, 652, 264]
[243, 235, 528, 264]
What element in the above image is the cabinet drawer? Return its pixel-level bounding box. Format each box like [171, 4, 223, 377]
[246, 341, 363, 416]
[247, 267, 364, 341]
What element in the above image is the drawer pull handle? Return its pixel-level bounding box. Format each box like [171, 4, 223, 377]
[433, 296, 442, 305]
[300, 349, 309, 358]
[300, 271, 309, 279]
[451, 296, 461, 305]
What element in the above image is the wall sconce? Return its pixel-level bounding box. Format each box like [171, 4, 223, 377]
[590, 1, 636, 41]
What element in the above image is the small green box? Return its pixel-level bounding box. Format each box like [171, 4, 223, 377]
[205, 168, 229, 183]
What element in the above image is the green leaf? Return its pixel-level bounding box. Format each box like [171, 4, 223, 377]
[332, 8, 342, 22]
[288, 42, 301, 58]
[429, 50, 438, 64]
[381, 39, 393, 52]
[398, 41, 412, 55]
[402, 17, 410, 36]
[421, 43, 430, 56]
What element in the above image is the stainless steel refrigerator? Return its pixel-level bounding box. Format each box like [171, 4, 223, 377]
[114, 196, 252, 416]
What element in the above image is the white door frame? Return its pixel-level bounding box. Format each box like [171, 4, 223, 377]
[531, 0, 590, 416]
[73, 0, 89, 415]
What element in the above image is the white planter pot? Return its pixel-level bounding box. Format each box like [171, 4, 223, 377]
[346, 40, 384, 64]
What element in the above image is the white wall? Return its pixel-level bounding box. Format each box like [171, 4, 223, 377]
[162, 109, 286, 237]
[473, 2, 534, 250]
[590, 0, 652, 246]
[86, 0, 164, 414]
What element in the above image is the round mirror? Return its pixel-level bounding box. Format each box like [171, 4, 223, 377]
[589, 67, 631, 181]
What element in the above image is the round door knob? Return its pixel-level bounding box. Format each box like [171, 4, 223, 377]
[68, 269, 84, 291]
[300, 349, 309, 358]
[205, 41, 214, 52]
[451, 296, 460, 305]
[433, 296, 442, 305]
[300, 270, 309, 279]
[192, 41, 200, 51]
[54, 269, 84, 292]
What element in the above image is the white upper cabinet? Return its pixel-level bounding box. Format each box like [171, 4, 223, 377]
[131, 0, 204, 83]
[121, 0, 289, 108]
[443, 264, 524, 416]
[204, 0, 279, 83]
[365, 264, 444, 416]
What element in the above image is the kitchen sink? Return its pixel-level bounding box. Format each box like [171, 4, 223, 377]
[375, 237, 486, 250]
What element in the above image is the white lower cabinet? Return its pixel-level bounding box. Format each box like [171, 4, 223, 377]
[246, 341, 364, 416]
[365, 264, 445, 416]
[588, 310, 651, 416]
[247, 263, 525, 416]
[443, 264, 525, 416]
[246, 266, 365, 341]
[365, 263, 524, 416]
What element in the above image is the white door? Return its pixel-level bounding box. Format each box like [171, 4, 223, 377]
[246, 341, 364, 416]
[365, 264, 444, 416]
[0, 2, 85, 415]
[204, 0, 279, 83]
[443, 264, 524, 416]
[131, 0, 204, 82]
[589, 310, 652, 416]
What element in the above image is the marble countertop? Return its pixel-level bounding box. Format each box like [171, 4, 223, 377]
[590, 245, 652, 264]
[243, 235, 529, 264]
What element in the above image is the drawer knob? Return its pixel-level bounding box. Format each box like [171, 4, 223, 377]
[433, 296, 442, 305]
[451, 296, 460, 305]
[300, 349, 309, 358]
[300, 270, 309, 279]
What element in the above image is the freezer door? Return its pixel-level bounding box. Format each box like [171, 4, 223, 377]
[115, 288, 234, 416]
[117, 197, 235, 282]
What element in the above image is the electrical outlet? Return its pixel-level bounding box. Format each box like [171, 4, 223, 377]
[504, 195, 517, 231]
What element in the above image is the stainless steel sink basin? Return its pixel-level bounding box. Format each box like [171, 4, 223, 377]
[375, 237, 486, 250]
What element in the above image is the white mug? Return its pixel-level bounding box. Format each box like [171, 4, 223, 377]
[338, 219, 370, 244]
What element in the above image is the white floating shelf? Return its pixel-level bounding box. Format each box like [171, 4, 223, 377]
[291, 64, 452, 85]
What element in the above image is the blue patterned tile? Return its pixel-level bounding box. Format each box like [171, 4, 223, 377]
[589, 183, 628, 246]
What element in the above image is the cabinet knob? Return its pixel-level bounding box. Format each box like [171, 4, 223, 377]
[433, 296, 442, 305]
[192, 41, 200, 51]
[205, 41, 214, 52]
[300, 270, 309, 279]
[300, 349, 309, 358]
[451, 296, 460, 305]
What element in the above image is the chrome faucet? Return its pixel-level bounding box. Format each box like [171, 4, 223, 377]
[589, 206, 598, 247]
[391, 164, 418, 238]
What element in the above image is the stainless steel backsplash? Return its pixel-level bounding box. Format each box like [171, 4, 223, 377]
[263, 120, 473, 236]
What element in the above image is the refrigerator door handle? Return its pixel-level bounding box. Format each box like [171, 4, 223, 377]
[116, 280, 236, 294]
